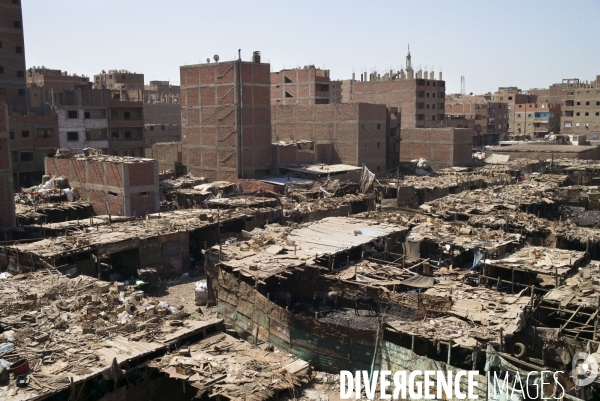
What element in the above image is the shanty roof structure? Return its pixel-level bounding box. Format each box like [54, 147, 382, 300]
[285, 217, 404, 255]
[279, 164, 361, 175]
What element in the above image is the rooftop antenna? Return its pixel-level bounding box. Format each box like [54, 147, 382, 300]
[206, 58, 210, 63]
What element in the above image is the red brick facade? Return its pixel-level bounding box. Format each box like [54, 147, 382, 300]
[180, 58, 272, 180]
[271, 103, 387, 173]
[45, 155, 159, 217]
[0, 98, 15, 229]
[400, 128, 472, 169]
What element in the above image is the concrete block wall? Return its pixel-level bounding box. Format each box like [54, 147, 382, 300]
[44, 156, 159, 217]
[400, 127, 472, 169]
[180, 60, 272, 181]
[271, 103, 386, 172]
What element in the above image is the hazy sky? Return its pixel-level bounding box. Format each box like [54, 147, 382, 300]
[22, 0, 600, 94]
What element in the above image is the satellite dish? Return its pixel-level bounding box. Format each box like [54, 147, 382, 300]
[206, 58, 210, 63]
[213, 55, 220, 62]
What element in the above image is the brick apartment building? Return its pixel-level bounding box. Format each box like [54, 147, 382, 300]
[144, 80, 181, 146]
[271, 66, 341, 105]
[27, 67, 90, 90]
[488, 89, 538, 137]
[512, 102, 561, 138]
[445, 94, 509, 146]
[180, 52, 272, 181]
[9, 112, 59, 189]
[93, 71, 144, 90]
[0, 91, 15, 230]
[25, 77, 146, 158]
[271, 103, 387, 172]
[340, 49, 447, 169]
[0, 0, 59, 190]
[45, 153, 159, 217]
[531, 77, 600, 141]
[106, 87, 145, 157]
[560, 77, 600, 140]
[0, 0, 27, 114]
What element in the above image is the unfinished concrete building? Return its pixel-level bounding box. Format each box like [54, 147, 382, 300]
[180, 52, 272, 181]
[270, 66, 340, 105]
[144, 80, 181, 146]
[93, 70, 144, 90]
[271, 103, 387, 173]
[45, 152, 159, 217]
[56, 105, 109, 154]
[0, 91, 15, 230]
[26, 67, 90, 90]
[26, 83, 146, 157]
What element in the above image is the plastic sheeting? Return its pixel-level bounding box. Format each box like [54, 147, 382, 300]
[484, 153, 511, 164]
[359, 165, 377, 193]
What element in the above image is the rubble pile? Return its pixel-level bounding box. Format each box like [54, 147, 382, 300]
[419, 182, 562, 219]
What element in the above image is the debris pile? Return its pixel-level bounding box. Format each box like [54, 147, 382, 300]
[151, 333, 309, 401]
[0, 272, 220, 399]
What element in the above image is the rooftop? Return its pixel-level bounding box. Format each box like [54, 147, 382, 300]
[279, 164, 361, 175]
[492, 144, 599, 153]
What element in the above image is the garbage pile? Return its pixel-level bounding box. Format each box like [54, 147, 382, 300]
[0, 272, 216, 399]
[15, 176, 78, 206]
[150, 333, 309, 401]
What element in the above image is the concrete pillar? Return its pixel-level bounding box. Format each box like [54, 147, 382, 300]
[439, 72, 443, 80]
[429, 71, 434, 80]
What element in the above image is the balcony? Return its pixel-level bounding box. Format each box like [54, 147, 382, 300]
[111, 136, 143, 141]
[534, 118, 549, 123]
[109, 118, 144, 128]
[108, 100, 143, 107]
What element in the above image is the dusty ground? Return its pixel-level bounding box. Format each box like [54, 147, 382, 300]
[142, 274, 218, 319]
[275, 372, 341, 401]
